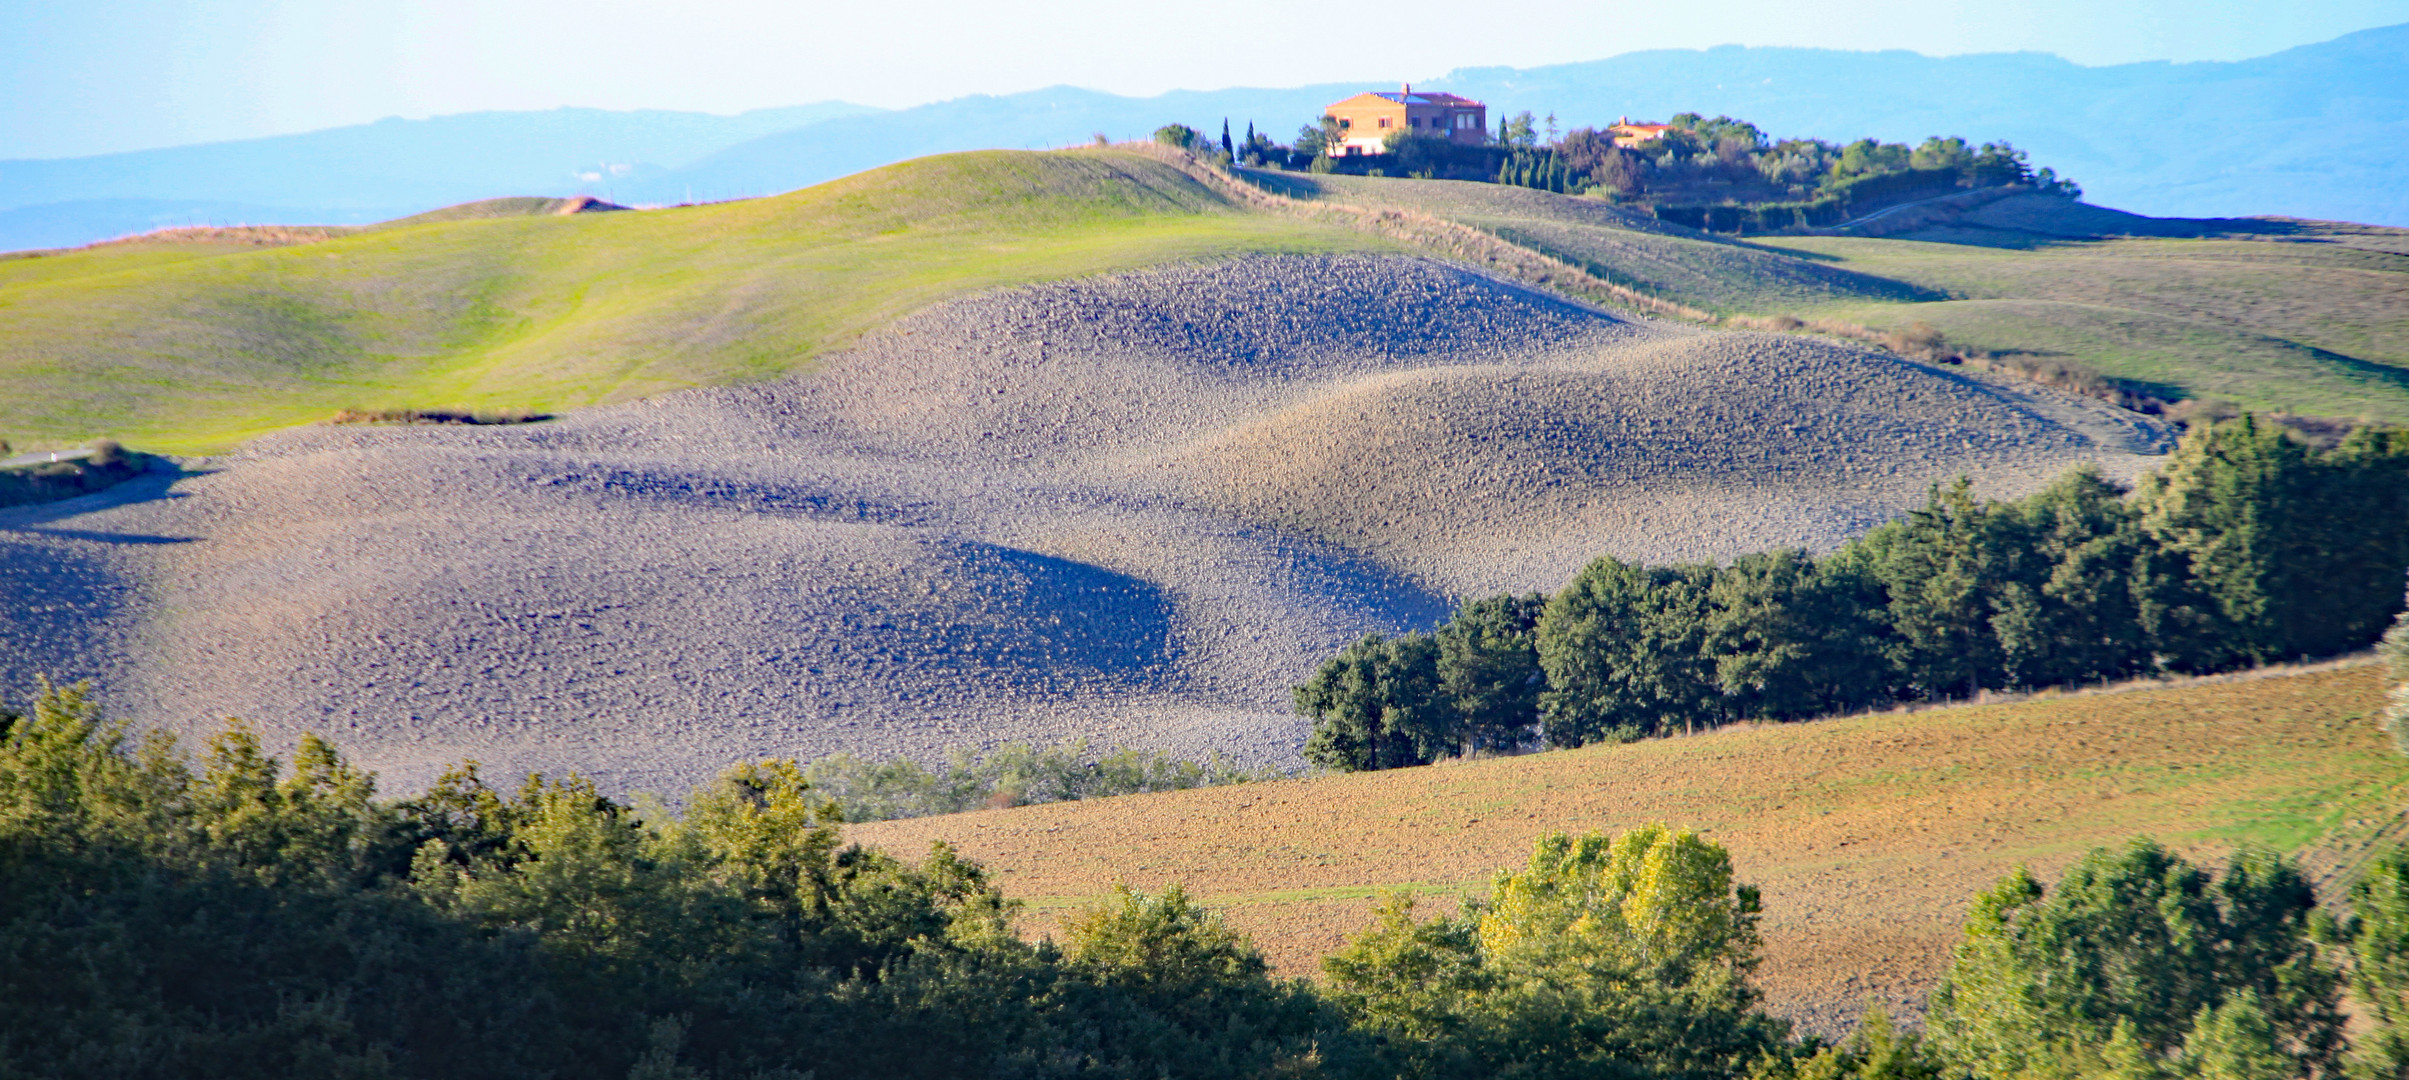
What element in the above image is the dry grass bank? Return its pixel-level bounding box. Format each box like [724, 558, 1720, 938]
[847, 662, 2406, 1035]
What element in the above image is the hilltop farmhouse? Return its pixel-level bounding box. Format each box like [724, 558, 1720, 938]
[1609, 116, 1675, 147]
[1323, 86, 1488, 156]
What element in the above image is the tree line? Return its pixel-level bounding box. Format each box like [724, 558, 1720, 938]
[1230, 106, 2077, 227]
[12, 674, 2409, 1079]
[1300, 417, 2409, 772]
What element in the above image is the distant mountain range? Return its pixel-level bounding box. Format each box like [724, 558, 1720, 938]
[2, 24, 2402, 251]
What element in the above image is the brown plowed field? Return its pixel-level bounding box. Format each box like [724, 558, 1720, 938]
[847, 662, 2409, 1036]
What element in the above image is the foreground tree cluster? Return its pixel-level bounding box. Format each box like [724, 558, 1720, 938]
[1300, 417, 2409, 772]
[12, 677, 2409, 1079]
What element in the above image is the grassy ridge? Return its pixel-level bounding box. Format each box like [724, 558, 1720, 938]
[845, 662, 2405, 1029]
[1275, 174, 2409, 423]
[1276, 174, 1931, 313]
[0, 150, 1386, 452]
[1759, 235, 2409, 421]
[9, 154, 2404, 450]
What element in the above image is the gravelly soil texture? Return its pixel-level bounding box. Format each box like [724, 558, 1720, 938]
[0, 255, 2171, 794]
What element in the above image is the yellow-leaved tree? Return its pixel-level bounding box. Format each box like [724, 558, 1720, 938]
[1325, 823, 1787, 1080]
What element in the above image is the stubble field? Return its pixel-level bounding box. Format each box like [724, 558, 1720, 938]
[847, 662, 2407, 1035]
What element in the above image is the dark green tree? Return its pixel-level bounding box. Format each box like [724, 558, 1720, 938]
[1537, 557, 1719, 746]
[1849, 478, 2026, 697]
[1297, 631, 1455, 771]
[2136, 416, 2409, 667]
[1436, 593, 1548, 752]
[1926, 840, 2344, 1080]
[1996, 465, 2154, 688]
[1705, 549, 1895, 720]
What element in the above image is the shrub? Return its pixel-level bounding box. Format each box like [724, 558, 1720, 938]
[1883, 321, 1946, 359]
[1926, 840, 2343, 1080]
[0, 684, 1328, 1079]
[799, 739, 1269, 821]
[1324, 825, 1788, 1080]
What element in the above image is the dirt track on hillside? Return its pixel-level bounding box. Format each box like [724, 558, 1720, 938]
[0, 254, 2169, 794]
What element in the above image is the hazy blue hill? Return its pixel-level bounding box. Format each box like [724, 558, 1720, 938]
[627, 84, 1364, 204]
[1428, 24, 2409, 226]
[456, 23, 2409, 228]
[2, 25, 2402, 252]
[0, 102, 878, 249]
[0, 197, 362, 249]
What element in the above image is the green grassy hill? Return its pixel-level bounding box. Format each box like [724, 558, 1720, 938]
[1751, 235, 2409, 421]
[1273, 174, 2409, 424]
[0, 150, 1385, 453]
[7, 152, 2405, 453]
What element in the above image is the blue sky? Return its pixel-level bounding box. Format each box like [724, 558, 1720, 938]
[5, 0, 2406, 160]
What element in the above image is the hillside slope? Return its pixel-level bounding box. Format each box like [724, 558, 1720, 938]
[1757, 221, 2409, 421]
[0, 150, 1380, 452]
[0, 251, 2165, 796]
[847, 662, 2407, 1036]
[1279, 174, 2409, 422]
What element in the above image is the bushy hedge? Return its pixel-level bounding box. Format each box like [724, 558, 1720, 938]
[0, 684, 1350, 1079]
[799, 739, 1271, 822]
[1299, 417, 2409, 771]
[16, 677, 2409, 1078]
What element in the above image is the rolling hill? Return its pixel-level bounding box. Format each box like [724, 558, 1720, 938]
[1276, 174, 2409, 423]
[0, 148, 2181, 796]
[846, 660, 2408, 1036]
[0, 150, 1380, 452]
[8, 148, 2405, 455]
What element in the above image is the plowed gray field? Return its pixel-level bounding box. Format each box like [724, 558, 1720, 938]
[0, 254, 2170, 794]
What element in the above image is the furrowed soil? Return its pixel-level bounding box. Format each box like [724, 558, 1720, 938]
[0, 253, 2169, 796]
[846, 662, 2408, 1036]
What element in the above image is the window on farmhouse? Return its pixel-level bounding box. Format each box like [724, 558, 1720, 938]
[1379, 117, 1390, 128]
